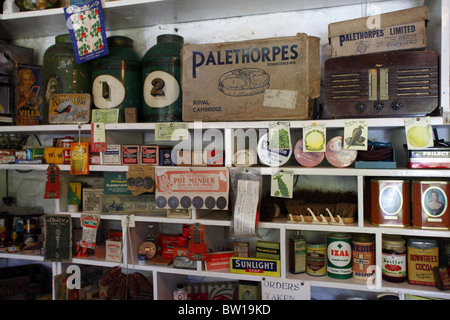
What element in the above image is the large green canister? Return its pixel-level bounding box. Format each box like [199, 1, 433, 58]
[91, 36, 141, 122]
[327, 233, 352, 279]
[141, 34, 184, 122]
[42, 34, 91, 123]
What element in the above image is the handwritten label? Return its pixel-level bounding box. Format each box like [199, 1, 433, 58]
[261, 278, 310, 300]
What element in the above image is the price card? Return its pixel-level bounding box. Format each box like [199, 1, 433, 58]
[271, 170, 293, 198]
[91, 109, 119, 123]
[404, 117, 433, 149]
[155, 123, 189, 141]
[344, 120, 368, 150]
[91, 122, 106, 152]
[303, 122, 326, 152]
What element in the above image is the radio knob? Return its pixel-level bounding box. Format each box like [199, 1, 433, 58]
[391, 101, 402, 110]
[373, 101, 384, 111]
[355, 102, 366, 112]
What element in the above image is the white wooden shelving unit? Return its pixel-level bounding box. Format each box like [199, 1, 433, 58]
[0, 0, 449, 300]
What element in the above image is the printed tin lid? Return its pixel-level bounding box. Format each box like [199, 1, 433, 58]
[325, 136, 357, 168]
[257, 133, 291, 167]
[294, 138, 324, 167]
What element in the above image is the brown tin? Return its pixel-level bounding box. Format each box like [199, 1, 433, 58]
[370, 179, 410, 227]
[412, 180, 450, 230]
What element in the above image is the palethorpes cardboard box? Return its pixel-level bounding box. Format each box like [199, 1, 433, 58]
[181, 33, 320, 121]
[328, 6, 428, 57]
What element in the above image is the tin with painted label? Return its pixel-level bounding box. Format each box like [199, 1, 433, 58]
[352, 234, 375, 281]
[371, 179, 410, 227]
[142, 34, 184, 122]
[407, 237, 439, 286]
[306, 243, 326, 276]
[91, 36, 141, 123]
[257, 133, 292, 167]
[327, 233, 352, 279]
[412, 180, 450, 230]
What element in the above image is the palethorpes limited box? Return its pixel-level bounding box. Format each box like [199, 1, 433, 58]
[181, 33, 320, 121]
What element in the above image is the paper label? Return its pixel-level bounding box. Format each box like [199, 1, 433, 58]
[404, 117, 433, 149]
[303, 122, 326, 152]
[233, 180, 259, 237]
[263, 89, 298, 109]
[271, 170, 293, 198]
[344, 120, 368, 150]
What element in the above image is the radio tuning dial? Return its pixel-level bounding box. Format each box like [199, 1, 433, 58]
[373, 101, 384, 111]
[355, 102, 366, 112]
[391, 101, 402, 110]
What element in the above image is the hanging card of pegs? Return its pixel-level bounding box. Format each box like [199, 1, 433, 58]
[44, 164, 60, 199]
[188, 223, 208, 261]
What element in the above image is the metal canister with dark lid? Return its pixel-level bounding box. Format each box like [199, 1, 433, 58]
[141, 34, 184, 122]
[91, 36, 141, 122]
[43, 34, 91, 123]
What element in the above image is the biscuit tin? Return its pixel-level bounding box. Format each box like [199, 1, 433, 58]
[412, 180, 450, 230]
[370, 179, 410, 227]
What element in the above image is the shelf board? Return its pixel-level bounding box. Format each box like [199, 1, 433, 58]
[0, 116, 445, 133]
[1, 0, 391, 41]
[0, 252, 44, 261]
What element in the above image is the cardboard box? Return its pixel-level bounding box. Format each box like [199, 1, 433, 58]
[181, 33, 320, 121]
[328, 6, 428, 57]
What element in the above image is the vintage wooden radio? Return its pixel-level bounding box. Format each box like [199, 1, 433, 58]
[324, 50, 439, 118]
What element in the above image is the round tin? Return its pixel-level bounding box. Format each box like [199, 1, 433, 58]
[325, 136, 357, 168]
[352, 234, 375, 281]
[142, 34, 184, 122]
[370, 179, 410, 227]
[327, 233, 352, 279]
[294, 138, 324, 167]
[91, 36, 141, 122]
[257, 133, 292, 167]
[306, 243, 327, 276]
[412, 180, 450, 230]
[43, 34, 91, 123]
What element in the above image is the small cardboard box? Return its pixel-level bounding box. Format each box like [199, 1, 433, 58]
[328, 6, 428, 57]
[181, 33, 320, 121]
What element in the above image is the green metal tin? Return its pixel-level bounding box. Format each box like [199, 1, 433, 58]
[141, 34, 184, 122]
[42, 34, 91, 124]
[91, 36, 141, 122]
[327, 233, 352, 279]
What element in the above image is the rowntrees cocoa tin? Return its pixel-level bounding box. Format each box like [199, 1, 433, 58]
[352, 234, 375, 281]
[412, 180, 450, 230]
[370, 179, 410, 227]
[327, 233, 352, 279]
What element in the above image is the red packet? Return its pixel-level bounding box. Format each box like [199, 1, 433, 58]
[70, 142, 89, 175]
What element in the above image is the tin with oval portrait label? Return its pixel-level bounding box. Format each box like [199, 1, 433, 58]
[412, 180, 450, 230]
[371, 179, 410, 227]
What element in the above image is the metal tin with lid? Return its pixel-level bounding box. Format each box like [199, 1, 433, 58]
[370, 179, 410, 227]
[43, 34, 91, 123]
[327, 233, 352, 279]
[306, 243, 327, 276]
[142, 34, 184, 122]
[352, 234, 375, 281]
[257, 133, 292, 167]
[91, 36, 141, 122]
[412, 180, 450, 230]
